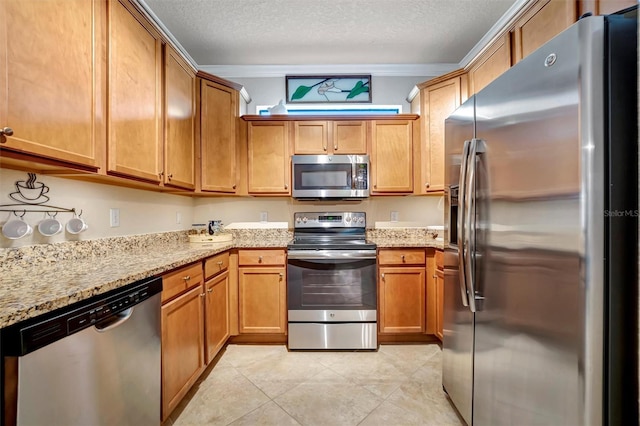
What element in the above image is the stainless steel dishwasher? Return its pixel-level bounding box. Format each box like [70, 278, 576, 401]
[2, 276, 162, 426]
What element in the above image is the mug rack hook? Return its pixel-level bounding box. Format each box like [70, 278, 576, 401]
[14, 210, 26, 218]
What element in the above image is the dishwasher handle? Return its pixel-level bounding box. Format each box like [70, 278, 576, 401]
[94, 307, 134, 332]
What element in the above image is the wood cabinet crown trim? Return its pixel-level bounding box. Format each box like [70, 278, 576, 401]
[417, 68, 467, 90]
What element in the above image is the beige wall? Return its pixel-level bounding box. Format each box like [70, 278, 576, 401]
[0, 168, 195, 248]
[193, 195, 444, 228]
[1, 167, 444, 248]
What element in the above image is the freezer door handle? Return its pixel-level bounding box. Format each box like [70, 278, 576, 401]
[457, 139, 471, 307]
[464, 138, 485, 313]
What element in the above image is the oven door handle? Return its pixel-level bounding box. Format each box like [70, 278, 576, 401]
[287, 250, 377, 260]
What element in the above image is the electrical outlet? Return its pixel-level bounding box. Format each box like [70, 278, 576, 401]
[260, 211, 268, 222]
[391, 211, 399, 222]
[176, 212, 182, 224]
[110, 208, 120, 227]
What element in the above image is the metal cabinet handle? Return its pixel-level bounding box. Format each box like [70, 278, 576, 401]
[279, 272, 283, 277]
[217, 261, 223, 266]
[159, 171, 164, 178]
[1, 127, 13, 137]
[425, 182, 430, 188]
[168, 173, 173, 180]
[258, 256, 263, 263]
[334, 142, 338, 151]
[200, 293, 205, 298]
[381, 273, 385, 280]
[183, 275, 191, 281]
[207, 288, 213, 293]
[233, 184, 237, 189]
[401, 254, 405, 262]
[284, 184, 288, 190]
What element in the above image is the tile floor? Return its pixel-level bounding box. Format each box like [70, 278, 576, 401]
[164, 343, 465, 426]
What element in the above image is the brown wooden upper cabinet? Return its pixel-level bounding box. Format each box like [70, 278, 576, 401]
[246, 121, 291, 195]
[293, 120, 368, 155]
[164, 45, 196, 190]
[416, 71, 468, 194]
[511, 0, 577, 64]
[467, 33, 511, 95]
[370, 119, 414, 194]
[108, 0, 163, 183]
[0, 0, 106, 170]
[199, 79, 239, 193]
[579, 0, 638, 15]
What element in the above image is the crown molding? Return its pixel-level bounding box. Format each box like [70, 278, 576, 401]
[458, 0, 531, 68]
[198, 63, 459, 79]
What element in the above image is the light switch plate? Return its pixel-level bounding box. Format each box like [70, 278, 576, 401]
[260, 211, 268, 222]
[110, 208, 120, 227]
[391, 211, 399, 222]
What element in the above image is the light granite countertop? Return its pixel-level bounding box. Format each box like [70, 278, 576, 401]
[0, 228, 443, 330]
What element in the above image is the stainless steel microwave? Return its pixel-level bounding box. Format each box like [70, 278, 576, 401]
[291, 155, 369, 199]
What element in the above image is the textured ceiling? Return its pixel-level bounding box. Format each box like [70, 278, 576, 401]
[141, 0, 518, 68]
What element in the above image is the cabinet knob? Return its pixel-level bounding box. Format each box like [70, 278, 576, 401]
[233, 184, 237, 189]
[1, 127, 13, 137]
[425, 182, 430, 188]
[183, 275, 191, 281]
[200, 293, 205, 298]
[284, 184, 288, 190]
[279, 272, 284, 278]
[167, 173, 173, 180]
[207, 288, 213, 293]
[381, 273, 385, 280]
[258, 256, 263, 263]
[433, 274, 437, 279]
[401, 254, 405, 262]
[334, 143, 338, 151]
[374, 184, 377, 189]
[217, 261, 223, 266]
[159, 171, 164, 178]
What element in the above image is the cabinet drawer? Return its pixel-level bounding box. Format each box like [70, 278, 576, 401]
[238, 249, 286, 266]
[162, 262, 203, 303]
[204, 251, 230, 279]
[378, 248, 426, 265]
[435, 250, 444, 270]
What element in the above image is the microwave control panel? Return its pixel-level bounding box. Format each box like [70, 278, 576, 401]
[354, 164, 368, 189]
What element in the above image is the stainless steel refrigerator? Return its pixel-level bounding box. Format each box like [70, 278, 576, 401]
[442, 8, 638, 426]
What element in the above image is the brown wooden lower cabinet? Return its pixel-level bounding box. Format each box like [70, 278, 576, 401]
[161, 281, 205, 420]
[238, 249, 287, 334]
[205, 270, 230, 363]
[378, 248, 426, 334]
[435, 250, 444, 341]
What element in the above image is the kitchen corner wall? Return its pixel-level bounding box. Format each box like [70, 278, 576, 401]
[0, 168, 195, 248]
[193, 195, 444, 228]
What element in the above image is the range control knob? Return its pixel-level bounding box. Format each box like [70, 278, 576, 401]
[302, 217, 308, 223]
[295, 217, 301, 223]
[345, 216, 351, 223]
[358, 217, 365, 224]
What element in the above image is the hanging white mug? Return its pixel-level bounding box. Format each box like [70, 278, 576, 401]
[38, 214, 63, 237]
[66, 216, 88, 234]
[2, 217, 33, 239]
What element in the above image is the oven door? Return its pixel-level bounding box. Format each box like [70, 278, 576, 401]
[287, 249, 377, 322]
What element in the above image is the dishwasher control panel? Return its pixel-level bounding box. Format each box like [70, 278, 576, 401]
[1, 276, 162, 356]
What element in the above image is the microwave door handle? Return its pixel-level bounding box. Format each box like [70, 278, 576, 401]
[457, 139, 471, 307]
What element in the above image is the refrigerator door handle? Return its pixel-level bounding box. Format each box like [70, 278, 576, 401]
[464, 138, 485, 313]
[457, 139, 471, 307]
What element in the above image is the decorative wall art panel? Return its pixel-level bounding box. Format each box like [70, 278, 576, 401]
[286, 75, 372, 103]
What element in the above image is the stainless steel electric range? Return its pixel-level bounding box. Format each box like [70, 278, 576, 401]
[286, 212, 377, 350]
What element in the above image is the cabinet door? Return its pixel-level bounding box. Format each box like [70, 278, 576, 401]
[425, 250, 437, 334]
[161, 285, 205, 420]
[205, 271, 230, 363]
[370, 120, 413, 193]
[200, 80, 238, 192]
[419, 76, 464, 194]
[0, 0, 105, 168]
[164, 45, 195, 190]
[293, 121, 329, 154]
[379, 267, 426, 333]
[467, 33, 511, 95]
[435, 268, 444, 341]
[238, 267, 286, 333]
[108, 0, 163, 183]
[512, 0, 576, 63]
[247, 121, 290, 194]
[332, 121, 368, 154]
